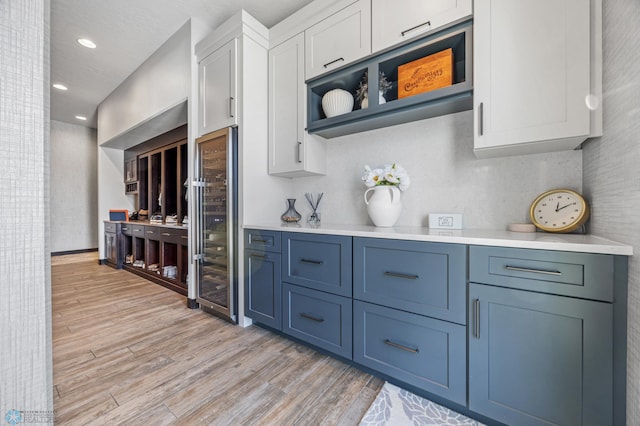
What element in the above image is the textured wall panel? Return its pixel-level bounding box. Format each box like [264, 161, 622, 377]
[50, 121, 98, 252]
[290, 110, 583, 229]
[0, 0, 53, 420]
[582, 1, 640, 423]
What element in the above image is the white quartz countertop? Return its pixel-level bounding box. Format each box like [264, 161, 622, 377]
[243, 222, 633, 256]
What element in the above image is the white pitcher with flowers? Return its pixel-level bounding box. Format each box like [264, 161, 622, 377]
[362, 163, 410, 227]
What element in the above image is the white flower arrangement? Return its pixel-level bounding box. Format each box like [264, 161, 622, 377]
[362, 163, 411, 191]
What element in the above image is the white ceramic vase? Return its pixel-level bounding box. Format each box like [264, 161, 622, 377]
[322, 88, 354, 118]
[364, 185, 402, 227]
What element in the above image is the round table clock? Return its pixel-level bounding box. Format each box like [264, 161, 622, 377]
[529, 189, 590, 233]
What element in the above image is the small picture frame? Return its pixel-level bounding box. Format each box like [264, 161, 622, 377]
[109, 209, 129, 221]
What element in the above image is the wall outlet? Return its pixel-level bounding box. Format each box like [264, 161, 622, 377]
[428, 213, 463, 229]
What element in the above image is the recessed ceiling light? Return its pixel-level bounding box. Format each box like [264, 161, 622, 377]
[75, 115, 87, 121]
[77, 38, 96, 49]
[52, 83, 68, 91]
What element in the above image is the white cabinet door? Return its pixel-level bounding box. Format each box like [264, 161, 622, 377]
[305, 0, 371, 80]
[269, 33, 326, 177]
[474, 0, 601, 158]
[198, 38, 237, 136]
[371, 0, 472, 52]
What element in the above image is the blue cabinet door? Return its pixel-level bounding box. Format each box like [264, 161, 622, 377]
[282, 232, 352, 296]
[244, 250, 282, 330]
[468, 283, 613, 426]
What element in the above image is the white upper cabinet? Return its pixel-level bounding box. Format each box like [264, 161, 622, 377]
[305, 0, 371, 80]
[269, 33, 326, 177]
[198, 38, 237, 136]
[473, 0, 602, 158]
[371, 0, 472, 52]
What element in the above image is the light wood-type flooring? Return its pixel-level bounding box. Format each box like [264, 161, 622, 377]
[52, 252, 382, 425]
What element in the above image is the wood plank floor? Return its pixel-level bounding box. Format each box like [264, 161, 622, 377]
[52, 253, 382, 425]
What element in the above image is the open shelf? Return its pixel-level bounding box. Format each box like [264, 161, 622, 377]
[132, 133, 187, 224]
[307, 20, 472, 138]
[122, 224, 188, 294]
[138, 157, 149, 212]
[179, 239, 189, 288]
[179, 143, 188, 223]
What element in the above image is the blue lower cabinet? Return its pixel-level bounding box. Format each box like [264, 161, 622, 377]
[353, 300, 466, 405]
[244, 250, 282, 330]
[282, 283, 353, 359]
[468, 283, 613, 426]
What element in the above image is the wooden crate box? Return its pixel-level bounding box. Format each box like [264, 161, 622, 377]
[398, 48, 453, 99]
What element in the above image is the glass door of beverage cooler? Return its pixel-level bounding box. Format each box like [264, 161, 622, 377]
[194, 127, 237, 322]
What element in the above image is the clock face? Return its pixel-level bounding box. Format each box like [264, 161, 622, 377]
[529, 190, 589, 233]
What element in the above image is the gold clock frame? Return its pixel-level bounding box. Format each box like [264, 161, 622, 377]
[529, 189, 590, 233]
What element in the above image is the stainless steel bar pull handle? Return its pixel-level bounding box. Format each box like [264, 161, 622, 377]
[401, 20, 431, 37]
[384, 271, 419, 280]
[297, 142, 302, 163]
[323, 57, 344, 68]
[250, 254, 268, 260]
[478, 102, 484, 136]
[301, 258, 323, 265]
[229, 97, 235, 118]
[252, 238, 267, 243]
[162, 233, 171, 236]
[505, 265, 562, 276]
[473, 299, 480, 339]
[384, 339, 419, 354]
[300, 313, 324, 323]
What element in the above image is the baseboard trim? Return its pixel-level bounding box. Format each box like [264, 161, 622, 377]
[51, 248, 98, 256]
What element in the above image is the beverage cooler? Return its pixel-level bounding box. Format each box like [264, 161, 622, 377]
[194, 127, 237, 323]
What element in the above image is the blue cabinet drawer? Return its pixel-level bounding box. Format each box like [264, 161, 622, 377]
[470, 246, 614, 302]
[354, 238, 466, 324]
[282, 283, 352, 359]
[245, 229, 281, 252]
[354, 301, 466, 405]
[283, 233, 352, 297]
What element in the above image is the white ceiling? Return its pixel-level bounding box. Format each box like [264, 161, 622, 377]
[50, 0, 314, 128]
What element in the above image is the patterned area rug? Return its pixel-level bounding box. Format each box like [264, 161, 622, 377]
[360, 382, 484, 426]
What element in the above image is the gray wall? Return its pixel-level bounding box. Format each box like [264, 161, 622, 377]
[582, 1, 640, 423]
[50, 120, 98, 252]
[0, 0, 53, 419]
[290, 108, 582, 230]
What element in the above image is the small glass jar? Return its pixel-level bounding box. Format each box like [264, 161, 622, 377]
[281, 198, 302, 223]
[308, 211, 320, 226]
